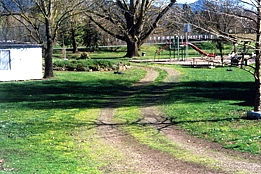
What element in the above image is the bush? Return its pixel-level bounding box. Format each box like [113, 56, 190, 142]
[53, 59, 121, 72]
[77, 52, 90, 60]
[67, 61, 78, 71]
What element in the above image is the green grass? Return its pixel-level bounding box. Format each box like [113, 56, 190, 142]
[115, 65, 260, 157]
[0, 68, 146, 173]
[113, 73, 219, 169]
[154, 67, 168, 83]
[114, 107, 219, 168]
[110, 65, 260, 174]
[90, 49, 127, 59]
[1, 53, 260, 174]
[162, 66, 261, 154]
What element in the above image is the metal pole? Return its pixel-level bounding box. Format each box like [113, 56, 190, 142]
[177, 36, 180, 60]
[185, 32, 188, 60]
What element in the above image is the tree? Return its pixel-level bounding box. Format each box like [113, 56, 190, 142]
[185, 0, 261, 113]
[207, 0, 261, 112]
[195, 0, 240, 65]
[85, 0, 176, 57]
[248, 0, 261, 112]
[58, 14, 85, 53]
[82, 20, 101, 50]
[0, 0, 85, 78]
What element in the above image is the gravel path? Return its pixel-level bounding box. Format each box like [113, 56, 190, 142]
[140, 66, 261, 174]
[98, 67, 222, 174]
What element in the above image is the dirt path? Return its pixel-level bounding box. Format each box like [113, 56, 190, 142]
[98, 67, 222, 174]
[140, 66, 261, 174]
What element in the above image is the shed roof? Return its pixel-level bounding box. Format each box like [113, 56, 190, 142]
[0, 42, 42, 49]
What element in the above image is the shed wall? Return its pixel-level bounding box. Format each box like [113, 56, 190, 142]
[0, 47, 43, 81]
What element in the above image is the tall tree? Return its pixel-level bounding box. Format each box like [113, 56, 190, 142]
[0, 0, 84, 78]
[85, 0, 176, 57]
[196, 0, 240, 65]
[58, 14, 85, 53]
[208, 0, 261, 112]
[250, 0, 261, 111]
[187, 0, 261, 112]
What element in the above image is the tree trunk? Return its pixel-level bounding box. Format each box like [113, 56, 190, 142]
[125, 41, 140, 57]
[217, 41, 223, 66]
[254, 77, 261, 111]
[71, 27, 78, 53]
[254, 8, 261, 111]
[254, 48, 261, 111]
[44, 18, 54, 78]
[241, 42, 247, 69]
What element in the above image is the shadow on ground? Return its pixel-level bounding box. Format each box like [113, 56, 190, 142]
[0, 78, 256, 140]
[0, 78, 255, 110]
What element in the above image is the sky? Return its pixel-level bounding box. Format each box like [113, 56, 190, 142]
[176, 0, 198, 3]
[176, 0, 255, 7]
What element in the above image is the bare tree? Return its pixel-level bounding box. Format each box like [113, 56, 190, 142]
[248, 0, 261, 112]
[195, 0, 240, 65]
[85, 0, 176, 57]
[183, 0, 261, 113]
[0, 0, 85, 78]
[58, 13, 85, 53]
[210, 0, 261, 112]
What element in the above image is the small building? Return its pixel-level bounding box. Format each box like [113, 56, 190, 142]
[0, 43, 43, 81]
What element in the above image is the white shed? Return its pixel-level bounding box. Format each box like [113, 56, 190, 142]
[0, 43, 43, 81]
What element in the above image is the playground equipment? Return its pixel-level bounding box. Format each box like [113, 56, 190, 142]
[185, 42, 216, 57]
[154, 22, 216, 61]
[153, 24, 218, 63]
[170, 36, 186, 60]
[154, 40, 217, 63]
[229, 40, 255, 67]
[154, 36, 186, 60]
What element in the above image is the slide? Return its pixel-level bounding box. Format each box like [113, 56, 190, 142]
[186, 42, 216, 57]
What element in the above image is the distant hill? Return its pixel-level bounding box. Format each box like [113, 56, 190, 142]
[175, 0, 206, 12]
[189, 0, 206, 11]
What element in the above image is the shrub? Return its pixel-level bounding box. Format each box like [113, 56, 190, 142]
[77, 52, 90, 60]
[53, 59, 121, 72]
[66, 61, 78, 71]
[70, 55, 79, 60]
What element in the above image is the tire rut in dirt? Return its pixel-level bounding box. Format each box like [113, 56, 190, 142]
[98, 67, 221, 174]
[140, 66, 261, 174]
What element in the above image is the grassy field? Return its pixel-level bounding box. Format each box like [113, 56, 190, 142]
[1, 51, 260, 173]
[162, 66, 261, 154]
[112, 64, 260, 154]
[113, 68, 218, 168]
[0, 69, 145, 173]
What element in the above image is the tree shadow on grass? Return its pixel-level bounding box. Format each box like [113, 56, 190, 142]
[0, 77, 255, 139]
[0, 78, 255, 110]
[0, 76, 258, 165]
[0, 114, 245, 140]
[164, 81, 255, 106]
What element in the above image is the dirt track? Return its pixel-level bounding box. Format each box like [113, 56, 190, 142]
[98, 66, 261, 174]
[141, 66, 261, 174]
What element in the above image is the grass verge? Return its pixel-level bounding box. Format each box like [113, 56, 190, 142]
[162, 66, 261, 154]
[0, 68, 145, 173]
